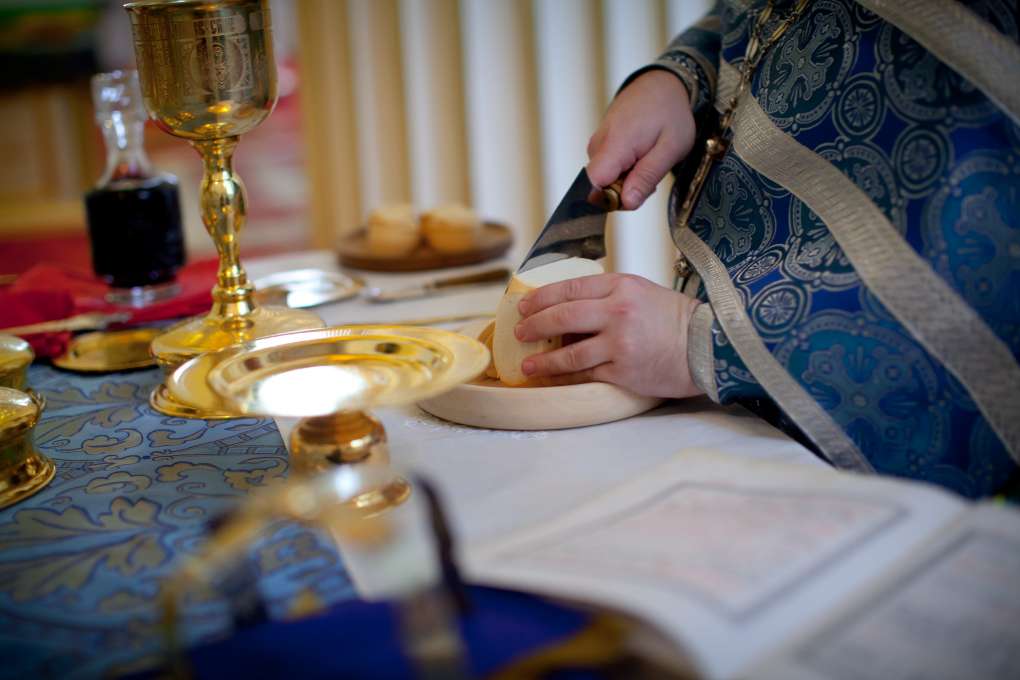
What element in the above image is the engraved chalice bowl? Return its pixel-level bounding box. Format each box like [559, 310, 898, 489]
[124, 0, 322, 418]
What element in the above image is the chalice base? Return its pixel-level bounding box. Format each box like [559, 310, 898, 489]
[289, 410, 411, 515]
[150, 305, 324, 419]
[0, 450, 56, 509]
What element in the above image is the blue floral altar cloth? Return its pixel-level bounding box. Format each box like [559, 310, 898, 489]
[0, 366, 353, 679]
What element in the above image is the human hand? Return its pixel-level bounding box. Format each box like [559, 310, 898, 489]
[514, 273, 704, 399]
[587, 69, 697, 210]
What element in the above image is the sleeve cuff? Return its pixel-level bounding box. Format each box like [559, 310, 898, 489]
[687, 302, 720, 403]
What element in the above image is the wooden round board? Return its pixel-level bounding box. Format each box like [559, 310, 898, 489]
[418, 377, 662, 431]
[418, 321, 660, 430]
[337, 221, 513, 272]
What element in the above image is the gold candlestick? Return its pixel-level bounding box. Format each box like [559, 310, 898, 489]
[125, 0, 322, 418]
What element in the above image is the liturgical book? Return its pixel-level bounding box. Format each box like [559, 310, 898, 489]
[463, 449, 1019, 680]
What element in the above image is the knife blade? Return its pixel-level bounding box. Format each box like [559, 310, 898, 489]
[517, 168, 623, 273]
[364, 267, 511, 303]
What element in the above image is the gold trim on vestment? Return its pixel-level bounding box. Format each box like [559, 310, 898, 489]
[856, 0, 1020, 128]
[675, 229, 874, 473]
[687, 303, 721, 403]
[727, 79, 1020, 464]
[717, 59, 740, 112]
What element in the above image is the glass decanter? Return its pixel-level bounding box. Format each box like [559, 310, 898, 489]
[85, 69, 185, 305]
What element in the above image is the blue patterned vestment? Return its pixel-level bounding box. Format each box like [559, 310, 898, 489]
[632, 0, 1020, 497]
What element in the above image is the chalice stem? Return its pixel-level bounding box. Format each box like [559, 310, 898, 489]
[194, 137, 256, 322]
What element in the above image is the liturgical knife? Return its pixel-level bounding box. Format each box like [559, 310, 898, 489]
[516, 168, 623, 273]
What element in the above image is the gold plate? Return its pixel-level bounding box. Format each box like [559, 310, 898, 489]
[160, 348, 260, 419]
[201, 326, 490, 418]
[149, 383, 236, 420]
[53, 328, 161, 373]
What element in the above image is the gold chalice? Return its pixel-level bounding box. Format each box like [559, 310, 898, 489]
[164, 326, 490, 513]
[125, 0, 322, 418]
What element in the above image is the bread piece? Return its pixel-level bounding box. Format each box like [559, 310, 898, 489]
[492, 257, 604, 386]
[367, 204, 420, 256]
[421, 204, 481, 254]
[476, 320, 500, 380]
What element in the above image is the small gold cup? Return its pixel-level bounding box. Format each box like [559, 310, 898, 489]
[124, 0, 322, 418]
[0, 335, 33, 391]
[0, 388, 55, 509]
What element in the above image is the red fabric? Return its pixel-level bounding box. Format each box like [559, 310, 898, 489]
[1, 259, 218, 358]
[0, 290, 75, 358]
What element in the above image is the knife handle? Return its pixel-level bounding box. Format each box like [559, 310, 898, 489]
[587, 179, 625, 212]
[432, 267, 512, 289]
[602, 180, 624, 211]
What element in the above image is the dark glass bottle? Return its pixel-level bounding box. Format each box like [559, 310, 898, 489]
[85, 70, 185, 292]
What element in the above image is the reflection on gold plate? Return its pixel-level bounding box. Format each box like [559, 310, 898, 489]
[337, 222, 513, 272]
[0, 387, 55, 508]
[205, 326, 491, 417]
[53, 328, 161, 373]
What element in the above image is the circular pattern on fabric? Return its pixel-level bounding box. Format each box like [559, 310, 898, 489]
[758, 0, 855, 132]
[784, 198, 858, 290]
[735, 244, 787, 285]
[893, 126, 951, 196]
[876, 22, 997, 127]
[834, 74, 885, 139]
[689, 155, 776, 271]
[774, 312, 946, 472]
[782, 141, 903, 291]
[750, 280, 809, 339]
[923, 152, 1020, 348]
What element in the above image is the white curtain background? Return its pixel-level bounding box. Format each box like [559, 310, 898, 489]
[297, 0, 712, 286]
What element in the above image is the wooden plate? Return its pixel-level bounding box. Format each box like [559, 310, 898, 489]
[417, 322, 660, 430]
[337, 221, 513, 272]
[418, 378, 662, 431]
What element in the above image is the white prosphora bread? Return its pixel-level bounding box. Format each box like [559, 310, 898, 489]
[367, 204, 420, 256]
[421, 204, 481, 254]
[492, 257, 604, 386]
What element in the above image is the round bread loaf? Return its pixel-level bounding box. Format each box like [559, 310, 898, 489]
[367, 204, 420, 256]
[421, 204, 481, 254]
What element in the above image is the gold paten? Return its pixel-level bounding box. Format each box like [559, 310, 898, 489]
[0, 387, 55, 508]
[0, 335, 33, 390]
[124, 0, 323, 417]
[167, 326, 488, 512]
[53, 328, 162, 373]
